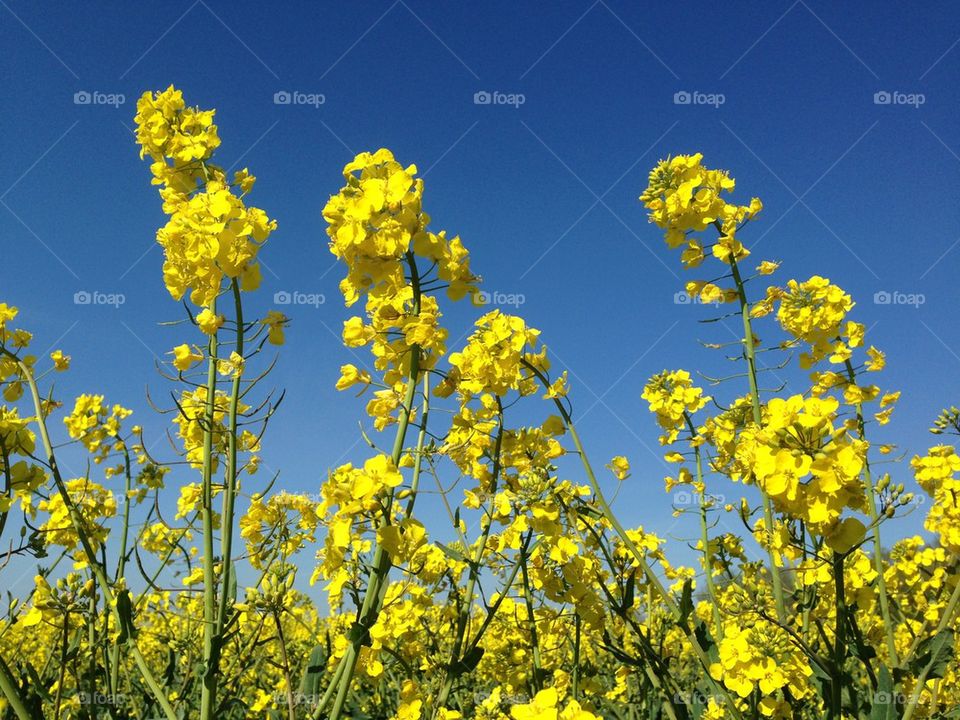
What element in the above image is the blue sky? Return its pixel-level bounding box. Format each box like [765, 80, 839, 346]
[2, 1, 960, 590]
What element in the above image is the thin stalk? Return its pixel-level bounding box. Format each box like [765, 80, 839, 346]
[324, 252, 425, 720]
[519, 534, 543, 694]
[830, 553, 847, 719]
[0, 656, 34, 720]
[215, 280, 245, 642]
[273, 609, 298, 720]
[685, 413, 723, 640]
[728, 255, 787, 623]
[199, 296, 220, 720]
[843, 358, 898, 665]
[110, 449, 134, 699]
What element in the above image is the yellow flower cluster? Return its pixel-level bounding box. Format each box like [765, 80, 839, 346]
[444, 311, 549, 398]
[641, 369, 710, 444]
[773, 276, 860, 366]
[913, 445, 960, 552]
[62, 394, 132, 463]
[640, 153, 761, 265]
[735, 395, 867, 540]
[323, 148, 476, 306]
[709, 620, 813, 710]
[135, 86, 276, 310]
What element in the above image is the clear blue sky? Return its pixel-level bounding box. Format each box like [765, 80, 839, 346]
[3, 1, 960, 583]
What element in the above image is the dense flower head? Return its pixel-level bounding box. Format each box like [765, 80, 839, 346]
[775, 276, 855, 365]
[642, 369, 710, 444]
[323, 148, 478, 306]
[135, 86, 276, 310]
[913, 445, 960, 552]
[63, 394, 132, 464]
[445, 311, 549, 398]
[709, 618, 814, 706]
[639, 153, 761, 264]
[38, 478, 117, 565]
[734, 395, 868, 539]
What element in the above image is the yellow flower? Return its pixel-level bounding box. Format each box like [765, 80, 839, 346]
[607, 456, 631, 481]
[262, 311, 287, 345]
[49, 350, 71, 371]
[195, 308, 224, 335]
[171, 343, 203, 371]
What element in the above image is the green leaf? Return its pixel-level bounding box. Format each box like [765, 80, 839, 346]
[909, 629, 955, 680]
[300, 644, 326, 697]
[677, 579, 694, 630]
[870, 665, 897, 720]
[436, 542, 468, 565]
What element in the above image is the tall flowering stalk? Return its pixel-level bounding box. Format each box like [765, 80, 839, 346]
[134, 86, 280, 720]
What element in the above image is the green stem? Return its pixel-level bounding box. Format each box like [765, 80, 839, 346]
[830, 553, 847, 719]
[215, 280, 245, 642]
[199, 296, 220, 720]
[325, 252, 425, 720]
[843, 358, 898, 666]
[431, 414, 504, 717]
[686, 414, 723, 641]
[728, 255, 787, 623]
[0, 655, 35, 720]
[519, 533, 544, 694]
